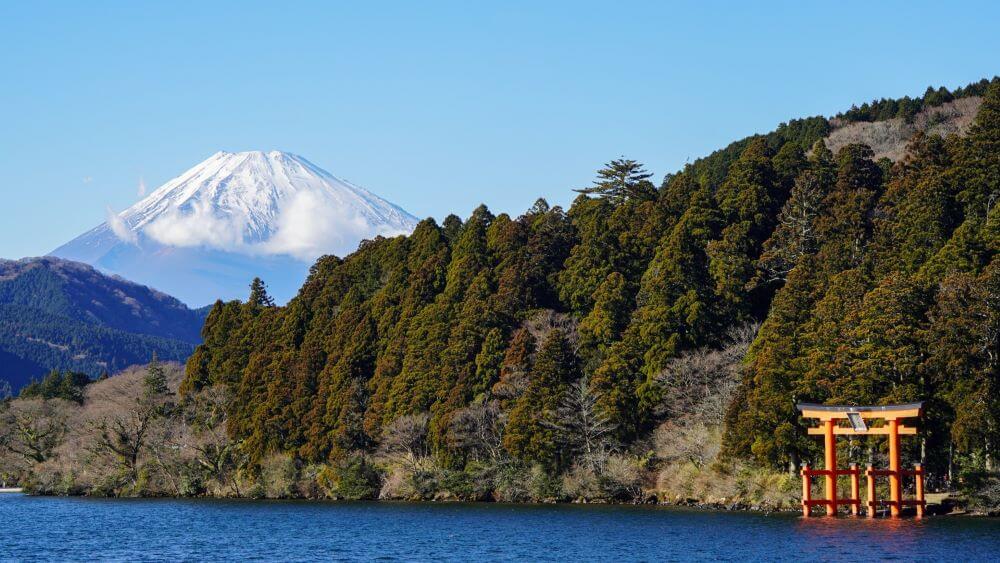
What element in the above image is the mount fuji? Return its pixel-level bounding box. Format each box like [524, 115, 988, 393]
[51, 151, 419, 305]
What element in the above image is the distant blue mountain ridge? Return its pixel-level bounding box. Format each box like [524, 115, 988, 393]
[0, 257, 208, 391]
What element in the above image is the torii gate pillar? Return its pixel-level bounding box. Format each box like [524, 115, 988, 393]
[888, 418, 901, 516]
[823, 419, 836, 516]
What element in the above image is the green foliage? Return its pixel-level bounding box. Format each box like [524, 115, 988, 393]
[0, 259, 204, 391]
[683, 116, 830, 192]
[578, 272, 630, 364]
[557, 197, 615, 314]
[143, 353, 168, 399]
[574, 158, 656, 204]
[319, 455, 382, 500]
[472, 328, 506, 399]
[707, 138, 780, 319]
[179, 78, 1000, 488]
[503, 329, 579, 467]
[726, 82, 1000, 472]
[756, 164, 826, 284]
[834, 77, 998, 124]
[248, 277, 276, 308]
[19, 370, 91, 404]
[959, 470, 1000, 512]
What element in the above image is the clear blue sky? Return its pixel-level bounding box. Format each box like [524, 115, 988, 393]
[1, 1, 998, 259]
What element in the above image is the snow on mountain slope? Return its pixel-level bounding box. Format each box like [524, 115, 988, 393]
[52, 151, 419, 305]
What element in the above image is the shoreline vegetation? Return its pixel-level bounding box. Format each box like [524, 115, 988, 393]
[2, 79, 999, 517]
[0, 360, 992, 516]
[1, 358, 804, 511]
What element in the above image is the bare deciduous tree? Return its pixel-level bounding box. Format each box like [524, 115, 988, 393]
[544, 376, 616, 470]
[654, 323, 758, 424]
[379, 413, 430, 469]
[177, 385, 243, 496]
[91, 408, 154, 489]
[449, 401, 506, 463]
[81, 363, 178, 493]
[0, 399, 69, 465]
[654, 421, 720, 468]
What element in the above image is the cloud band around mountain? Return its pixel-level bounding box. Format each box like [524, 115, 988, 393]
[132, 190, 409, 261]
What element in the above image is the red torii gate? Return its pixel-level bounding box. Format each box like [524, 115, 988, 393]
[796, 402, 926, 518]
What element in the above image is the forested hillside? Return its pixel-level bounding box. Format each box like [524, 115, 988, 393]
[180, 79, 998, 498]
[0, 257, 206, 390]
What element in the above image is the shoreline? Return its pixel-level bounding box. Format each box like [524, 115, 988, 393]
[15, 490, 993, 516]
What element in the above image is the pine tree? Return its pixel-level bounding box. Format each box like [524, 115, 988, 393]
[707, 138, 779, 319]
[869, 133, 957, 277]
[492, 328, 535, 406]
[814, 144, 883, 273]
[944, 95, 997, 260]
[658, 172, 698, 222]
[523, 203, 575, 310]
[772, 142, 807, 196]
[143, 352, 168, 398]
[248, 277, 276, 307]
[503, 329, 579, 466]
[364, 220, 450, 436]
[593, 186, 721, 438]
[557, 196, 616, 314]
[925, 263, 1000, 467]
[724, 254, 824, 469]
[441, 214, 464, 243]
[545, 375, 616, 468]
[714, 138, 778, 229]
[634, 186, 722, 375]
[472, 328, 506, 400]
[57, 372, 88, 404]
[578, 272, 630, 363]
[487, 213, 531, 319]
[847, 275, 929, 405]
[756, 169, 826, 284]
[574, 158, 656, 204]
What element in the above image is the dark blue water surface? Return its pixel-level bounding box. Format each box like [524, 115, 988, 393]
[2, 494, 999, 561]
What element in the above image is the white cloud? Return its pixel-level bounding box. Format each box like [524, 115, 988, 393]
[83, 176, 93, 184]
[137, 177, 146, 197]
[106, 206, 137, 244]
[260, 191, 375, 260]
[144, 199, 246, 249]
[139, 192, 409, 261]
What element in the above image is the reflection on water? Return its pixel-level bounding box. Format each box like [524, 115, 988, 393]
[795, 516, 933, 559]
[1, 494, 998, 561]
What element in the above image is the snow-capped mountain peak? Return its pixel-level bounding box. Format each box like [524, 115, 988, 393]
[51, 151, 419, 304]
[112, 150, 417, 252]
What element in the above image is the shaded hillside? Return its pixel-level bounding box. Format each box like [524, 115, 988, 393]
[0, 257, 207, 390]
[183, 80, 999, 491]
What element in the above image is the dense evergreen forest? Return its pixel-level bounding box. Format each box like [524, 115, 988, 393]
[834, 79, 994, 124]
[183, 80, 999, 489]
[6, 79, 995, 505]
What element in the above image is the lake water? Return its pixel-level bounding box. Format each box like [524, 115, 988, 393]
[1, 494, 998, 561]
